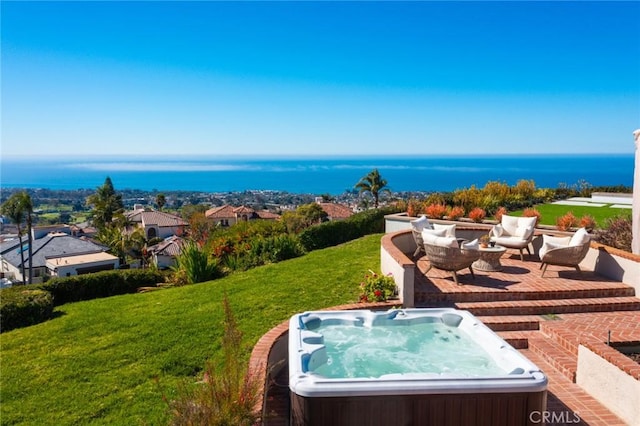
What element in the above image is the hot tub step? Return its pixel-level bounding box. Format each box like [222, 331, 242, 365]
[456, 296, 640, 317]
[477, 315, 541, 332]
[528, 336, 577, 382]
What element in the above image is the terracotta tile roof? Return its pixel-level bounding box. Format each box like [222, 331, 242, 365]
[232, 206, 255, 215]
[318, 202, 354, 220]
[205, 205, 235, 219]
[256, 210, 281, 220]
[147, 236, 185, 257]
[126, 209, 187, 227]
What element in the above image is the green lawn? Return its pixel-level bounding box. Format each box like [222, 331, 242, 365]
[513, 203, 631, 228]
[1, 234, 383, 425]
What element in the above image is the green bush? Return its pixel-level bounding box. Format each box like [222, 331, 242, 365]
[299, 206, 400, 251]
[40, 269, 165, 306]
[1, 289, 54, 332]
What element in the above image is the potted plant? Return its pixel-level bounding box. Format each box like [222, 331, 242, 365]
[479, 234, 491, 248]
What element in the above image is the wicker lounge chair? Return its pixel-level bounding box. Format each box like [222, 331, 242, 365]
[423, 242, 480, 285]
[539, 228, 591, 277]
[490, 215, 537, 261]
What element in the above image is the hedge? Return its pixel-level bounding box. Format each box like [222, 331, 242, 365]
[0, 289, 54, 332]
[39, 269, 166, 306]
[299, 206, 401, 251]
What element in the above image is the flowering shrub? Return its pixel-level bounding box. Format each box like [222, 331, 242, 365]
[359, 271, 396, 302]
[447, 206, 465, 220]
[556, 211, 578, 231]
[494, 206, 507, 222]
[580, 214, 596, 231]
[425, 203, 447, 219]
[523, 208, 541, 225]
[468, 207, 486, 223]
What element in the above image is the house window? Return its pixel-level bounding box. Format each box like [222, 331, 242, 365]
[147, 228, 157, 239]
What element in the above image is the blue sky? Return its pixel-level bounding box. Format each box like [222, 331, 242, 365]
[2, 1, 639, 157]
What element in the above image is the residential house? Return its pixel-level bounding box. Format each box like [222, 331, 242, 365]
[316, 200, 354, 221]
[146, 235, 185, 269]
[0, 234, 115, 283]
[32, 224, 72, 240]
[205, 205, 280, 227]
[125, 207, 188, 240]
[46, 252, 119, 278]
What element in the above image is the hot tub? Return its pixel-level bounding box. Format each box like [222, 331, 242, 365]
[289, 308, 547, 426]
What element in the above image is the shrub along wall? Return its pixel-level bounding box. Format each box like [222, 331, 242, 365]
[299, 206, 401, 251]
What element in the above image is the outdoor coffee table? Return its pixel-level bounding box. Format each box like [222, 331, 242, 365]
[472, 245, 507, 272]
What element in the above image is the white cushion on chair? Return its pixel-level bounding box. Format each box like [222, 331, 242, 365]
[421, 228, 446, 243]
[515, 225, 534, 239]
[491, 224, 504, 238]
[542, 234, 572, 246]
[410, 215, 432, 232]
[539, 234, 571, 259]
[433, 223, 456, 238]
[423, 231, 458, 248]
[569, 227, 590, 247]
[501, 215, 520, 236]
[462, 239, 479, 251]
[539, 241, 564, 260]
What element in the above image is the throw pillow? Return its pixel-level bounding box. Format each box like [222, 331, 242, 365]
[501, 215, 519, 236]
[421, 228, 446, 244]
[462, 239, 479, 251]
[410, 215, 432, 232]
[569, 227, 590, 247]
[542, 234, 571, 246]
[492, 224, 504, 238]
[422, 232, 458, 248]
[539, 241, 563, 260]
[433, 223, 456, 238]
[515, 225, 534, 240]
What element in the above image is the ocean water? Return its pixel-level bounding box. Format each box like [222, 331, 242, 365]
[0, 154, 634, 195]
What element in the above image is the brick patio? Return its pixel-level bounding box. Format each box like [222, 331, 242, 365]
[256, 248, 640, 425]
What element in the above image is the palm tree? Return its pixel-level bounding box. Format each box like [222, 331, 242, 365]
[355, 169, 391, 208]
[1, 192, 34, 284]
[86, 177, 124, 230]
[1, 193, 27, 282]
[155, 194, 166, 211]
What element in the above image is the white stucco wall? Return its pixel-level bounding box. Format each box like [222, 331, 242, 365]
[380, 232, 415, 308]
[576, 345, 640, 426]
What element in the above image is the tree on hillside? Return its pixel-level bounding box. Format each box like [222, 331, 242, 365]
[281, 203, 328, 233]
[86, 177, 124, 230]
[1, 192, 34, 283]
[355, 169, 390, 208]
[155, 193, 166, 211]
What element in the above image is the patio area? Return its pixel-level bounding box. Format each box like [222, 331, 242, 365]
[257, 243, 640, 425]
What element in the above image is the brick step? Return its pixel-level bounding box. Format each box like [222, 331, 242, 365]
[416, 284, 636, 305]
[528, 336, 577, 382]
[455, 296, 640, 317]
[495, 330, 538, 349]
[477, 315, 541, 332]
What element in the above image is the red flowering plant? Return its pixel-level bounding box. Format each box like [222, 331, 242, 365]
[359, 270, 397, 303]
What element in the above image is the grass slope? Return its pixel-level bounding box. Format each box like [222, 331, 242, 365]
[513, 204, 630, 228]
[1, 234, 383, 425]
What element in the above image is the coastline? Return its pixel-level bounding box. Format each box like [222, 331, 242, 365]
[0, 154, 634, 194]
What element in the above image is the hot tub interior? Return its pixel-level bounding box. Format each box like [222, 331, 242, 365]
[289, 308, 547, 426]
